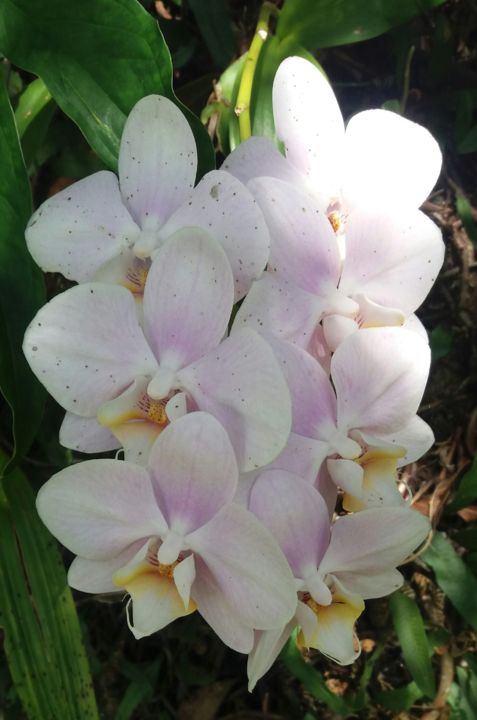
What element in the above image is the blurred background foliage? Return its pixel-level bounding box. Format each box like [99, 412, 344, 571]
[0, 0, 476, 717]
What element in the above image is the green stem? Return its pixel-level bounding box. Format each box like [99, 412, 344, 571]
[235, 2, 277, 141]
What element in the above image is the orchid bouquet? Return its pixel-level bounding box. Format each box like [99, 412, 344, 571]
[20, 53, 444, 691]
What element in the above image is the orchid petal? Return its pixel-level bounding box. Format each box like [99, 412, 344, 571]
[119, 95, 196, 229]
[320, 507, 430, 591]
[332, 327, 431, 435]
[25, 172, 139, 282]
[188, 503, 296, 630]
[191, 557, 255, 653]
[59, 412, 120, 453]
[268, 432, 330, 485]
[247, 624, 296, 691]
[322, 314, 359, 352]
[24, 283, 157, 415]
[343, 109, 441, 211]
[149, 413, 238, 534]
[273, 57, 345, 197]
[36, 460, 167, 560]
[143, 229, 234, 369]
[404, 313, 429, 341]
[340, 210, 444, 314]
[222, 136, 303, 186]
[248, 177, 341, 295]
[178, 329, 292, 471]
[233, 274, 324, 350]
[250, 471, 330, 579]
[265, 336, 337, 438]
[161, 170, 270, 300]
[111, 422, 161, 466]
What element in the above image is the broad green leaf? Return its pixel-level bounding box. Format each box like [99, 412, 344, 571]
[422, 531, 477, 631]
[276, 0, 447, 49]
[447, 453, 477, 513]
[14, 77, 56, 169]
[188, 0, 236, 68]
[280, 630, 353, 715]
[0, 457, 98, 719]
[0, 0, 214, 178]
[0, 77, 45, 473]
[389, 591, 436, 698]
[375, 681, 423, 712]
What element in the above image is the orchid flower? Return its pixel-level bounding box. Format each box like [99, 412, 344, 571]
[233, 177, 444, 354]
[224, 56, 442, 243]
[238, 330, 433, 510]
[36, 413, 297, 652]
[24, 230, 291, 472]
[25, 95, 269, 301]
[246, 471, 430, 689]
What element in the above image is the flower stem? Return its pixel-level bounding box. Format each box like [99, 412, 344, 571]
[235, 2, 278, 142]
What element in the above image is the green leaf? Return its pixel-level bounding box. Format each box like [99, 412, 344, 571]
[276, 0, 447, 49]
[14, 77, 56, 169]
[458, 125, 477, 154]
[0, 457, 98, 719]
[188, 0, 236, 68]
[430, 324, 452, 362]
[447, 453, 477, 513]
[456, 194, 477, 247]
[280, 630, 353, 715]
[0, 0, 214, 178]
[375, 681, 423, 712]
[422, 531, 477, 631]
[389, 591, 436, 698]
[0, 76, 45, 473]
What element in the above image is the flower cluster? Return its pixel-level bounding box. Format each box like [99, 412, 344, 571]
[24, 57, 442, 689]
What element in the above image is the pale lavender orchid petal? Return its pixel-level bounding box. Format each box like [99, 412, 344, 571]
[59, 412, 120, 453]
[343, 109, 442, 211]
[333, 569, 404, 600]
[25, 172, 140, 282]
[268, 433, 330, 485]
[192, 558, 255, 653]
[340, 210, 444, 314]
[332, 327, 431, 435]
[143, 229, 233, 372]
[67, 541, 145, 593]
[247, 623, 296, 691]
[178, 329, 292, 472]
[36, 460, 167, 560]
[355, 415, 434, 467]
[315, 465, 339, 517]
[112, 422, 161, 466]
[319, 507, 430, 588]
[265, 336, 337, 438]
[161, 170, 270, 301]
[188, 503, 297, 630]
[248, 177, 341, 295]
[250, 471, 330, 579]
[233, 274, 324, 350]
[24, 283, 158, 416]
[118, 95, 196, 229]
[404, 313, 429, 342]
[222, 136, 303, 186]
[273, 57, 345, 197]
[148, 413, 238, 535]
